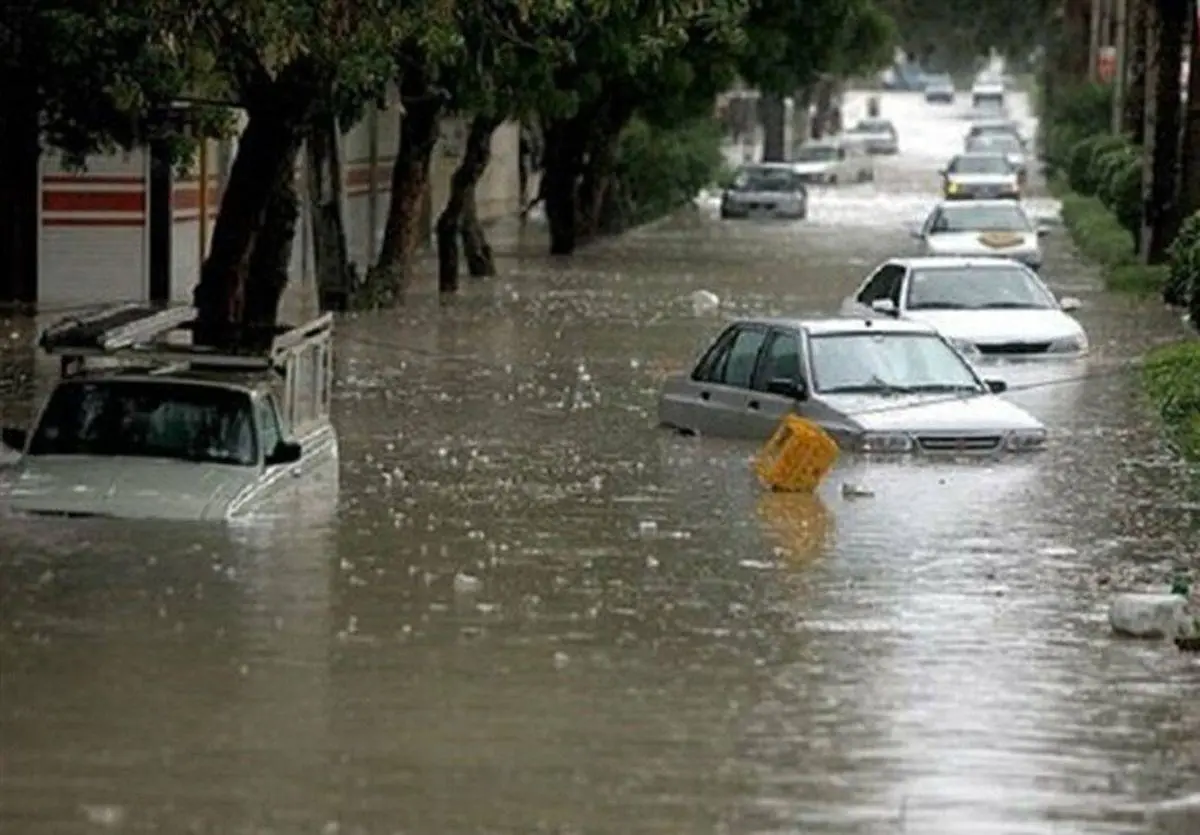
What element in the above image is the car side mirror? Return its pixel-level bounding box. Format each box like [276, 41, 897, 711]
[265, 440, 302, 466]
[1, 427, 27, 451]
[1058, 296, 1082, 312]
[985, 379, 1008, 394]
[870, 298, 898, 316]
[1036, 226, 1049, 237]
[766, 377, 807, 401]
[910, 228, 923, 239]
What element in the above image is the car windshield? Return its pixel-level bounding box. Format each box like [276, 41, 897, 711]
[948, 155, 1011, 175]
[27, 380, 259, 466]
[929, 203, 1031, 233]
[854, 120, 894, 134]
[970, 135, 1022, 154]
[906, 266, 1057, 311]
[734, 167, 802, 192]
[794, 145, 838, 162]
[809, 333, 981, 394]
[927, 75, 952, 86]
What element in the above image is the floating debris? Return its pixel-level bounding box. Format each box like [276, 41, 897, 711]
[453, 573, 482, 594]
[690, 290, 720, 316]
[841, 482, 874, 499]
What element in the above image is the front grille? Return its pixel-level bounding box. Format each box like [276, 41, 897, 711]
[746, 202, 777, 211]
[917, 435, 1002, 452]
[24, 509, 108, 519]
[977, 342, 1051, 355]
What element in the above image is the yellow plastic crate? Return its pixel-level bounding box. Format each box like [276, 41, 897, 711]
[754, 414, 839, 493]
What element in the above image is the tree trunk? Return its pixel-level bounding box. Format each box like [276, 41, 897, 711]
[542, 116, 588, 255]
[305, 112, 353, 312]
[760, 94, 786, 161]
[461, 187, 495, 277]
[0, 86, 40, 309]
[1125, 0, 1149, 140]
[373, 75, 442, 299]
[1142, 0, 1186, 262]
[193, 61, 318, 332]
[1179, 2, 1200, 218]
[577, 124, 628, 241]
[243, 161, 300, 328]
[435, 114, 500, 293]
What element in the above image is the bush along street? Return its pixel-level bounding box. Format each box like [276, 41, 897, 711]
[1040, 17, 1200, 463]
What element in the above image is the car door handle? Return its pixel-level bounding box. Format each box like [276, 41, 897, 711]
[700, 391, 710, 401]
[748, 399, 760, 410]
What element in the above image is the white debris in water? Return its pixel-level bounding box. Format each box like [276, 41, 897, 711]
[1109, 593, 1193, 639]
[453, 573, 482, 594]
[691, 289, 720, 316]
[646, 556, 660, 569]
[739, 559, 777, 570]
[1038, 545, 1078, 557]
[638, 520, 658, 536]
[841, 482, 874, 498]
[81, 805, 126, 827]
[553, 651, 570, 669]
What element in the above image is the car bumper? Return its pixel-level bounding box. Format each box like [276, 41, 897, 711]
[721, 201, 807, 219]
[943, 188, 1021, 201]
[925, 93, 954, 103]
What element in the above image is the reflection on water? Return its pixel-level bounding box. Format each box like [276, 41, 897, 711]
[2, 90, 1199, 834]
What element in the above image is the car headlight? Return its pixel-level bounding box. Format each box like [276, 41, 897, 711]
[859, 432, 915, 453]
[946, 181, 960, 193]
[948, 337, 982, 357]
[1047, 335, 1088, 354]
[1005, 429, 1047, 451]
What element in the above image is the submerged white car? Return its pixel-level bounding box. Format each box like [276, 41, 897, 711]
[0, 305, 338, 521]
[840, 257, 1088, 361]
[791, 139, 873, 185]
[657, 316, 1046, 453]
[913, 199, 1047, 271]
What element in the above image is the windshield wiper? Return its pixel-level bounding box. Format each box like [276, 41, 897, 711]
[905, 383, 981, 393]
[976, 301, 1043, 309]
[907, 302, 964, 310]
[823, 376, 913, 396]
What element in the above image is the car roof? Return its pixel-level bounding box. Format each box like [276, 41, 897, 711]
[951, 151, 1011, 161]
[56, 370, 264, 395]
[734, 316, 938, 336]
[883, 256, 1031, 271]
[969, 119, 1018, 129]
[932, 198, 1028, 211]
[739, 162, 797, 171]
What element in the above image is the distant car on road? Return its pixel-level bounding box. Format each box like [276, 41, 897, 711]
[720, 163, 808, 220]
[941, 152, 1021, 200]
[656, 315, 1046, 453]
[840, 257, 1088, 362]
[912, 199, 1046, 270]
[965, 132, 1029, 182]
[791, 139, 873, 185]
[965, 119, 1026, 148]
[845, 118, 900, 155]
[923, 73, 956, 103]
[971, 80, 1006, 110]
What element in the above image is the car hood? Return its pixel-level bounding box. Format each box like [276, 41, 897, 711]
[0, 456, 258, 520]
[821, 391, 1043, 433]
[792, 160, 836, 174]
[926, 230, 1038, 254]
[947, 173, 1017, 185]
[904, 309, 1084, 343]
[726, 189, 803, 202]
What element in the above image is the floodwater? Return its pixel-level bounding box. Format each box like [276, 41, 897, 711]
[3, 91, 1200, 834]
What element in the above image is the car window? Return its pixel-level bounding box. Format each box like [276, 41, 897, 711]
[934, 203, 1031, 233]
[906, 266, 1057, 310]
[691, 327, 737, 382]
[856, 265, 905, 303]
[809, 333, 982, 394]
[719, 327, 768, 388]
[753, 330, 803, 391]
[837, 147, 847, 160]
[257, 395, 284, 458]
[947, 155, 1012, 175]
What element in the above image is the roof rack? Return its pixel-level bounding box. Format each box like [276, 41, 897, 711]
[38, 304, 333, 378]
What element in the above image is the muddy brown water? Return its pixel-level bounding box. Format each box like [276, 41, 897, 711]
[2, 92, 1199, 834]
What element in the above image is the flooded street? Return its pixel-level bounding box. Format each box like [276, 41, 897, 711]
[3, 91, 1200, 833]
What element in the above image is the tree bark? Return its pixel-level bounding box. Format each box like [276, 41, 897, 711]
[0, 84, 40, 309]
[577, 125, 627, 241]
[1179, 2, 1200, 218]
[542, 115, 589, 255]
[193, 60, 318, 332]
[461, 187, 495, 277]
[243, 161, 300, 328]
[435, 114, 500, 293]
[760, 94, 786, 161]
[305, 112, 353, 312]
[1142, 0, 1186, 262]
[1124, 0, 1149, 140]
[373, 74, 442, 300]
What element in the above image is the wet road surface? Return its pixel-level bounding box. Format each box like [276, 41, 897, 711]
[2, 91, 1200, 834]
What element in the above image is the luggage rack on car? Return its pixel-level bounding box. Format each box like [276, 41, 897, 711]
[38, 303, 334, 380]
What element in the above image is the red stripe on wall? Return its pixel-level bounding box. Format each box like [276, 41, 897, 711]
[44, 174, 145, 185]
[43, 217, 145, 228]
[43, 190, 145, 213]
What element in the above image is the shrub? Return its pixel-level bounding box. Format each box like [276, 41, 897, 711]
[1106, 264, 1168, 295]
[609, 117, 725, 230]
[1068, 134, 1127, 195]
[1165, 212, 1200, 307]
[1042, 82, 1114, 172]
[1097, 149, 1143, 237]
[1142, 341, 1200, 461]
[1059, 192, 1137, 267]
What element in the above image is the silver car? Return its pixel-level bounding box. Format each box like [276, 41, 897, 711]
[924, 74, 955, 103]
[941, 153, 1020, 200]
[656, 316, 1046, 453]
[965, 133, 1028, 182]
[912, 199, 1046, 270]
[720, 163, 808, 219]
[846, 118, 899, 155]
[965, 119, 1025, 148]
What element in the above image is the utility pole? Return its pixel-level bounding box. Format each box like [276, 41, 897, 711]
[1089, 0, 1102, 80]
[1113, 0, 1128, 131]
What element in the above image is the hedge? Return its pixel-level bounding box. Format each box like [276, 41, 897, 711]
[1142, 341, 1200, 462]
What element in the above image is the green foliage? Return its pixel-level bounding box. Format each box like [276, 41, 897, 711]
[1042, 83, 1114, 175]
[609, 117, 725, 227]
[877, 0, 1053, 69]
[1165, 213, 1200, 307]
[1094, 144, 1142, 236]
[1060, 191, 1136, 266]
[1142, 341, 1200, 461]
[1106, 264, 1168, 295]
[1067, 134, 1126, 195]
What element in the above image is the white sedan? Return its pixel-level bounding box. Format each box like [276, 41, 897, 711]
[912, 200, 1046, 271]
[839, 256, 1089, 361]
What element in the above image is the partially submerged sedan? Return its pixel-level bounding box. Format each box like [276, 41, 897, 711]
[845, 118, 900, 155]
[941, 152, 1020, 201]
[840, 257, 1088, 361]
[720, 163, 808, 219]
[657, 316, 1046, 453]
[913, 200, 1046, 271]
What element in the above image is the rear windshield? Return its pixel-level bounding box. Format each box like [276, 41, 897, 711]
[854, 120, 895, 135]
[793, 145, 839, 162]
[947, 155, 1012, 175]
[734, 167, 804, 192]
[28, 380, 259, 466]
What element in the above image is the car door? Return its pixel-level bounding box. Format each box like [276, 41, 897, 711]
[841, 263, 907, 314]
[681, 324, 769, 436]
[744, 327, 809, 437]
[919, 207, 944, 252]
